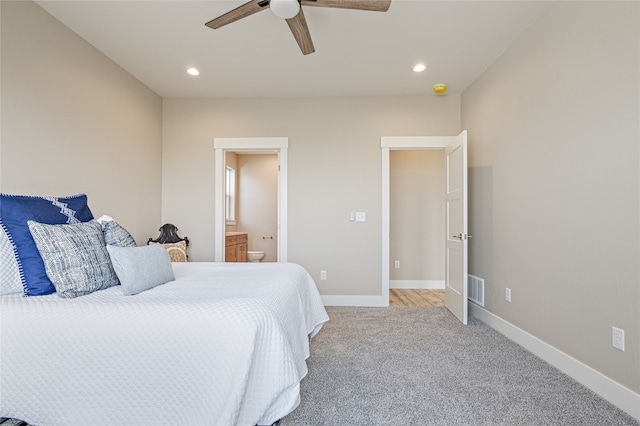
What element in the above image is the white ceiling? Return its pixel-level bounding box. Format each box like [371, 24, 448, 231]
[35, 0, 552, 98]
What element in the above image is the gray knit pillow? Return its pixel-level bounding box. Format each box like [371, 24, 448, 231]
[102, 220, 136, 247]
[107, 244, 175, 295]
[27, 220, 119, 298]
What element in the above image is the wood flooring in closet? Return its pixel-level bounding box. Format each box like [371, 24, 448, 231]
[389, 289, 445, 307]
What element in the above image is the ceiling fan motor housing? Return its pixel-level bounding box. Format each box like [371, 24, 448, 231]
[270, 0, 301, 19]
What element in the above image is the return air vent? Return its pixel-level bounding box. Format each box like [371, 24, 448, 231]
[468, 275, 485, 307]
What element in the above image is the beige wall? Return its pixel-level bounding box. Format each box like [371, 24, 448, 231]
[162, 96, 461, 294]
[390, 150, 445, 282]
[237, 154, 278, 262]
[462, 1, 639, 393]
[0, 1, 163, 244]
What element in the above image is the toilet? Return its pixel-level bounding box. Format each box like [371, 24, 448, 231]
[247, 251, 265, 263]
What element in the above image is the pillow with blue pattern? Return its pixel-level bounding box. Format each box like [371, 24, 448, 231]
[28, 220, 119, 298]
[101, 219, 136, 247]
[0, 193, 94, 296]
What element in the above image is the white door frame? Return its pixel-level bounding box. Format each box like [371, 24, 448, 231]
[381, 136, 457, 306]
[213, 137, 288, 262]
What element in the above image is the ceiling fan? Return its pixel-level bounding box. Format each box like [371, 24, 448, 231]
[205, 0, 392, 55]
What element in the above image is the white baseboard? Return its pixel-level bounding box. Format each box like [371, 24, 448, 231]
[469, 303, 640, 421]
[390, 280, 444, 289]
[321, 295, 388, 307]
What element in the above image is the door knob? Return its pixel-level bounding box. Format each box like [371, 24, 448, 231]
[451, 233, 472, 240]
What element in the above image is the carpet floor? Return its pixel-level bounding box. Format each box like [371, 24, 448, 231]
[280, 306, 638, 426]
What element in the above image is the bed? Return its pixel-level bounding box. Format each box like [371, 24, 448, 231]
[0, 193, 328, 425]
[0, 261, 329, 426]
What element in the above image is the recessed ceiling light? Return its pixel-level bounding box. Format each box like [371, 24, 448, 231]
[187, 68, 200, 76]
[413, 64, 426, 73]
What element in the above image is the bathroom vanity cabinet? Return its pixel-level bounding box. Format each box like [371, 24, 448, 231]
[225, 233, 247, 262]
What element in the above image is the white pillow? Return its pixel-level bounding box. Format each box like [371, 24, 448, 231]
[107, 244, 175, 295]
[0, 225, 23, 295]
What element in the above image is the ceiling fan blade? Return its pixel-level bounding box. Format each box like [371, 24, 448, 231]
[205, 0, 270, 30]
[300, 0, 391, 12]
[286, 9, 315, 55]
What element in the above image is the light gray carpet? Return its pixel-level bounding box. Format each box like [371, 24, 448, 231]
[281, 307, 638, 426]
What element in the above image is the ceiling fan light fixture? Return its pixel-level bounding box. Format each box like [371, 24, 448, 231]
[187, 67, 200, 76]
[270, 0, 300, 19]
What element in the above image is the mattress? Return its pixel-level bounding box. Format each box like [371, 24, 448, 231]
[0, 262, 329, 426]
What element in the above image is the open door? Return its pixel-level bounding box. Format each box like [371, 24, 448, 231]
[445, 131, 468, 324]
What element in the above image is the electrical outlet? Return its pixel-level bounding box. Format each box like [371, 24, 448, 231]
[394, 260, 400, 269]
[505, 288, 511, 302]
[320, 270, 327, 281]
[612, 327, 625, 351]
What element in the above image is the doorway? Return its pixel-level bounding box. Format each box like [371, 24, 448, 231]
[389, 149, 446, 290]
[213, 137, 288, 263]
[381, 133, 468, 323]
[389, 149, 446, 307]
[226, 151, 278, 262]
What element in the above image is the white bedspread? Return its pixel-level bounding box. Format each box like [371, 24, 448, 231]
[0, 262, 329, 426]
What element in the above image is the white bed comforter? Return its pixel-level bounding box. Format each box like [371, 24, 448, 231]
[0, 262, 329, 426]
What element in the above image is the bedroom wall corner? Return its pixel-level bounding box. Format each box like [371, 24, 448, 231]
[0, 0, 163, 244]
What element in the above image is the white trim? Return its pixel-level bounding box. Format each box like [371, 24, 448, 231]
[381, 136, 454, 149]
[278, 148, 288, 261]
[214, 148, 226, 262]
[470, 303, 640, 421]
[381, 147, 390, 305]
[321, 295, 388, 307]
[390, 280, 445, 289]
[214, 137, 288, 149]
[213, 137, 288, 263]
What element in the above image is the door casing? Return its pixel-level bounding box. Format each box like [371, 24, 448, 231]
[381, 134, 467, 317]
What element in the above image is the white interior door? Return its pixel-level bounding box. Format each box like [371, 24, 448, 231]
[445, 131, 468, 324]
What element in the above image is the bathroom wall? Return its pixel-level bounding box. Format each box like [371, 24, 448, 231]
[236, 153, 278, 262]
[389, 150, 445, 286]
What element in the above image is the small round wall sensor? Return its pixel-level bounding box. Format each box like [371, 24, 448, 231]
[433, 84, 448, 95]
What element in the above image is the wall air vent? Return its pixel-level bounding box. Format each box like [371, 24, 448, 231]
[468, 275, 485, 307]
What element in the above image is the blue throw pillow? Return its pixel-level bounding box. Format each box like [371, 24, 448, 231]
[0, 194, 94, 296]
